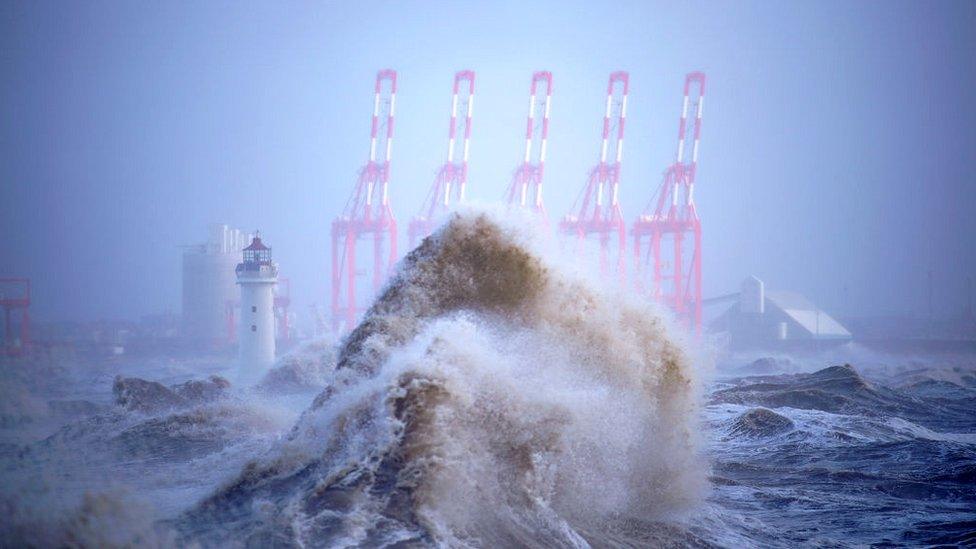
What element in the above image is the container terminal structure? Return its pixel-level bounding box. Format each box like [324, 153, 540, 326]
[319, 68, 711, 337]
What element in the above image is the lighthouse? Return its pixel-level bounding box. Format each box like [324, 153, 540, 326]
[236, 234, 277, 384]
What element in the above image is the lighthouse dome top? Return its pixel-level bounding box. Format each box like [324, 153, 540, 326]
[240, 234, 274, 268]
[243, 236, 270, 251]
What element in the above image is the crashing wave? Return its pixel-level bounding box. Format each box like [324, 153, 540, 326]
[258, 339, 337, 394]
[178, 212, 704, 547]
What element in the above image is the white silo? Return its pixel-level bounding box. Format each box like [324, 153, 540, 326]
[182, 224, 250, 345]
[236, 234, 277, 384]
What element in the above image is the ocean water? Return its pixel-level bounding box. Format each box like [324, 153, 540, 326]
[700, 358, 976, 547]
[1, 212, 973, 547]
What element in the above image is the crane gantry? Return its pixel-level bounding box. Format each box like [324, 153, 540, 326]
[331, 69, 399, 333]
[633, 72, 707, 332]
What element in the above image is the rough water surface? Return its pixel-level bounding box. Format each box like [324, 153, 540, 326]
[0, 212, 974, 547]
[704, 355, 976, 547]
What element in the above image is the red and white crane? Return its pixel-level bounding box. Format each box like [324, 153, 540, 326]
[633, 72, 706, 332]
[559, 71, 629, 278]
[331, 69, 398, 333]
[506, 71, 553, 225]
[409, 70, 475, 247]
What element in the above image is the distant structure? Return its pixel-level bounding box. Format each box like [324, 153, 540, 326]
[332, 69, 398, 334]
[560, 71, 630, 279]
[0, 278, 30, 356]
[969, 276, 974, 321]
[236, 234, 278, 383]
[182, 225, 250, 345]
[711, 276, 852, 349]
[634, 72, 707, 333]
[409, 70, 475, 247]
[506, 71, 553, 226]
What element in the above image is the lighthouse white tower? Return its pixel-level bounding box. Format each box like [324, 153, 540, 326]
[236, 234, 277, 384]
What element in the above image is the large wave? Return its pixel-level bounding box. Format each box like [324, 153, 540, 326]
[180, 212, 704, 547]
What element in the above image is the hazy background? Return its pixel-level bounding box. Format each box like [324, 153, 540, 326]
[2, 0, 974, 324]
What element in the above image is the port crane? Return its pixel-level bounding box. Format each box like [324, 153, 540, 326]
[331, 70, 399, 333]
[633, 72, 706, 332]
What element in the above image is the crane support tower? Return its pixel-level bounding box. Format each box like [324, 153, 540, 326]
[331, 69, 398, 334]
[409, 70, 476, 247]
[0, 278, 30, 357]
[559, 71, 630, 278]
[633, 72, 706, 332]
[505, 71, 553, 225]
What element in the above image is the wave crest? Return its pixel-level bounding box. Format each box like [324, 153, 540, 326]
[182, 212, 704, 547]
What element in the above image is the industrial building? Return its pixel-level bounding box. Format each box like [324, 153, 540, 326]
[710, 276, 852, 350]
[181, 225, 251, 346]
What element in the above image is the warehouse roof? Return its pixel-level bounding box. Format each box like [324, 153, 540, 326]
[765, 290, 851, 339]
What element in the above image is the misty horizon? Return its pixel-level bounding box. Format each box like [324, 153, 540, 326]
[2, 0, 974, 324]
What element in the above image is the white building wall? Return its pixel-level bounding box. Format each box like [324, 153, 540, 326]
[740, 276, 765, 315]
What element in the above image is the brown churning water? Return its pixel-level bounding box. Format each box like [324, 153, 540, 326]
[185, 211, 705, 546]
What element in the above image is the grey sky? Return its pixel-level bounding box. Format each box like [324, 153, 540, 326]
[2, 0, 974, 322]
